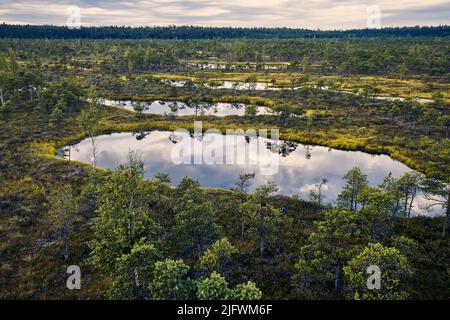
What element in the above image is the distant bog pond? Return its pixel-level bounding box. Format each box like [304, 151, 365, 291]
[159, 79, 434, 103]
[161, 79, 281, 91]
[59, 131, 440, 216]
[102, 99, 273, 117]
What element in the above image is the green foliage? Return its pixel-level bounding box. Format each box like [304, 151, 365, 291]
[2, 25, 449, 42]
[88, 155, 161, 273]
[46, 184, 79, 261]
[79, 170, 104, 215]
[148, 172, 172, 229]
[420, 142, 449, 238]
[292, 208, 368, 298]
[396, 172, 422, 218]
[357, 186, 393, 242]
[1, 34, 449, 301]
[38, 81, 83, 114]
[108, 243, 162, 300]
[132, 102, 146, 119]
[231, 173, 255, 241]
[175, 176, 200, 195]
[231, 173, 255, 195]
[390, 236, 418, 257]
[244, 105, 257, 119]
[233, 281, 263, 300]
[196, 272, 263, 300]
[199, 238, 239, 277]
[273, 103, 295, 126]
[242, 182, 284, 257]
[337, 167, 368, 211]
[153, 172, 171, 184]
[0, 99, 13, 119]
[197, 272, 233, 300]
[150, 259, 196, 300]
[49, 104, 64, 128]
[174, 177, 221, 256]
[78, 97, 102, 137]
[125, 47, 179, 72]
[308, 178, 328, 206]
[343, 243, 414, 300]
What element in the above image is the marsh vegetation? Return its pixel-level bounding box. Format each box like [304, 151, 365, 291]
[0, 26, 448, 300]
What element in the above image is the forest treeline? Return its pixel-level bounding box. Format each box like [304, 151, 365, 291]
[1, 37, 449, 76]
[0, 24, 449, 39]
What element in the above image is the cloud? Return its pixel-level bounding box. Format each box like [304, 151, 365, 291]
[0, 0, 448, 29]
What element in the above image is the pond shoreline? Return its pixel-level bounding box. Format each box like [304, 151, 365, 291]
[50, 123, 428, 177]
[55, 130, 442, 215]
[100, 98, 273, 117]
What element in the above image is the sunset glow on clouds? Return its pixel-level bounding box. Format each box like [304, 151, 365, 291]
[0, 0, 449, 29]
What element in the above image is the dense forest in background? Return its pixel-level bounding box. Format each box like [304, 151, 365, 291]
[1, 37, 449, 76]
[0, 24, 449, 39]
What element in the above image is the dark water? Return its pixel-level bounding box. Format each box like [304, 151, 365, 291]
[102, 99, 272, 116]
[60, 131, 439, 215]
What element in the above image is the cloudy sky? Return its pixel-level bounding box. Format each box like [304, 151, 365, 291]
[0, 0, 449, 29]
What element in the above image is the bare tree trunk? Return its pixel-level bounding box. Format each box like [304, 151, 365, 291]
[404, 190, 409, 214]
[443, 214, 449, 239]
[259, 230, 265, 257]
[90, 135, 97, 169]
[442, 194, 450, 239]
[0, 88, 4, 107]
[407, 190, 416, 218]
[62, 226, 70, 261]
[258, 209, 265, 257]
[391, 202, 401, 226]
[63, 239, 69, 261]
[318, 185, 323, 206]
[334, 263, 341, 292]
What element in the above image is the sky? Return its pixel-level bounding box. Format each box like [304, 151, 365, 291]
[0, 0, 449, 30]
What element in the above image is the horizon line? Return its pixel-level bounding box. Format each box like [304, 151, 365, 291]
[2, 22, 449, 32]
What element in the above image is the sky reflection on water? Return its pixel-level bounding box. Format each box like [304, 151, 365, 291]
[61, 131, 441, 216]
[102, 99, 272, 116]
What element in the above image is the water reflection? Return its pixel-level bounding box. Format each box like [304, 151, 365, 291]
[266, 140, 299, 157]
[102, 99, 272, 117]
[60, 131, 439, 216]
[159, 80, 434, 103]
[160, 79, 281, 91]
[186, 62, 287, 71]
